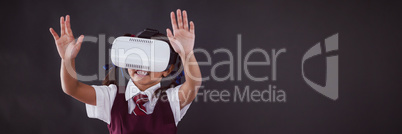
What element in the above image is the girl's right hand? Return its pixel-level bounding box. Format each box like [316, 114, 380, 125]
[49, 15, 84, 60]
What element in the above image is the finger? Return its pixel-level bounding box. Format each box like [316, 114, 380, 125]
[170, 12, 178, 30]
[65, 15, 73, 35]
[75, 35, 84, 46]
[60, 16, 65, 36]
[166, 28, 174, 39]
[176, 9, 183, 29]
[71, 35, 84, 58]
[189, 21, 195, 34]
[75, 35, 84, 50]
[166, 28, 176, 46]
[49, 28, 60, 40]
[183, 10, 189, 30]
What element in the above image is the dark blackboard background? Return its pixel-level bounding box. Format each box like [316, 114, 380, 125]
[0, 0, 401, 133]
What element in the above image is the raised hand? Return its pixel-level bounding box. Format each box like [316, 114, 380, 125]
[49, 15, 84, 60]
[166, 9, 195, 56]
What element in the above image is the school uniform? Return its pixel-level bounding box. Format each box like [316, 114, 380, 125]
[86, 79, 191, 134]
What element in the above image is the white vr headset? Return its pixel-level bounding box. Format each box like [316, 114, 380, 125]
[110, 29, 178, 72]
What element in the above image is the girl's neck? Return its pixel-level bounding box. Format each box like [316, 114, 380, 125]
[133, 81, 160, 91]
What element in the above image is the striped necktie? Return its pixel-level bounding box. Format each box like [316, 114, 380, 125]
[133, 94, 149, 116]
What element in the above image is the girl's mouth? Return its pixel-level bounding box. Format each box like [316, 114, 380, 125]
[135, 70, 149, 77]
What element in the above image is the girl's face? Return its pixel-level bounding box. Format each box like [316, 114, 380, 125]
[127, 66, 173, 86]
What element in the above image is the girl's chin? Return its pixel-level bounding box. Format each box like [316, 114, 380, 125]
[132, 74, 148, 81]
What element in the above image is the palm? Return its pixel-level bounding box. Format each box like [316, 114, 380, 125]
[49, 15, 84, 60]
[166, 10, 195, 56]
[56, 34, 75, 59]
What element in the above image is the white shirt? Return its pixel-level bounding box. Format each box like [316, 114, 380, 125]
[85, 79, 191, 126]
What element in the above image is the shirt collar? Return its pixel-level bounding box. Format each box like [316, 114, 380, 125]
[125, 79, 161, 101]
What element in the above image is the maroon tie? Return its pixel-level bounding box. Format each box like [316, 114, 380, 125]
[133, 94, 149, 116]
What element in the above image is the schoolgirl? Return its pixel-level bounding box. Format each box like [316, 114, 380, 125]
[49, 9, 201, 134]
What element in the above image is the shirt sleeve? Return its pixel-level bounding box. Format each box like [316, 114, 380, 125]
[165, 84, 192, 126]
[85, 84, 117, 124]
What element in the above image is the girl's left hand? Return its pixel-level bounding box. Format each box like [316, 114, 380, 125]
[166, 9, 195, 56]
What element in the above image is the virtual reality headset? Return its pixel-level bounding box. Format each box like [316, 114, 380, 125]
[110, 28, 178, 72]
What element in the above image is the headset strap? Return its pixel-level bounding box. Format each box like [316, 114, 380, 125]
[137, 28, 160, 38]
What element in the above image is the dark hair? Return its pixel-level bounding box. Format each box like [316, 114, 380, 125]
[102, 32, 183, 99]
